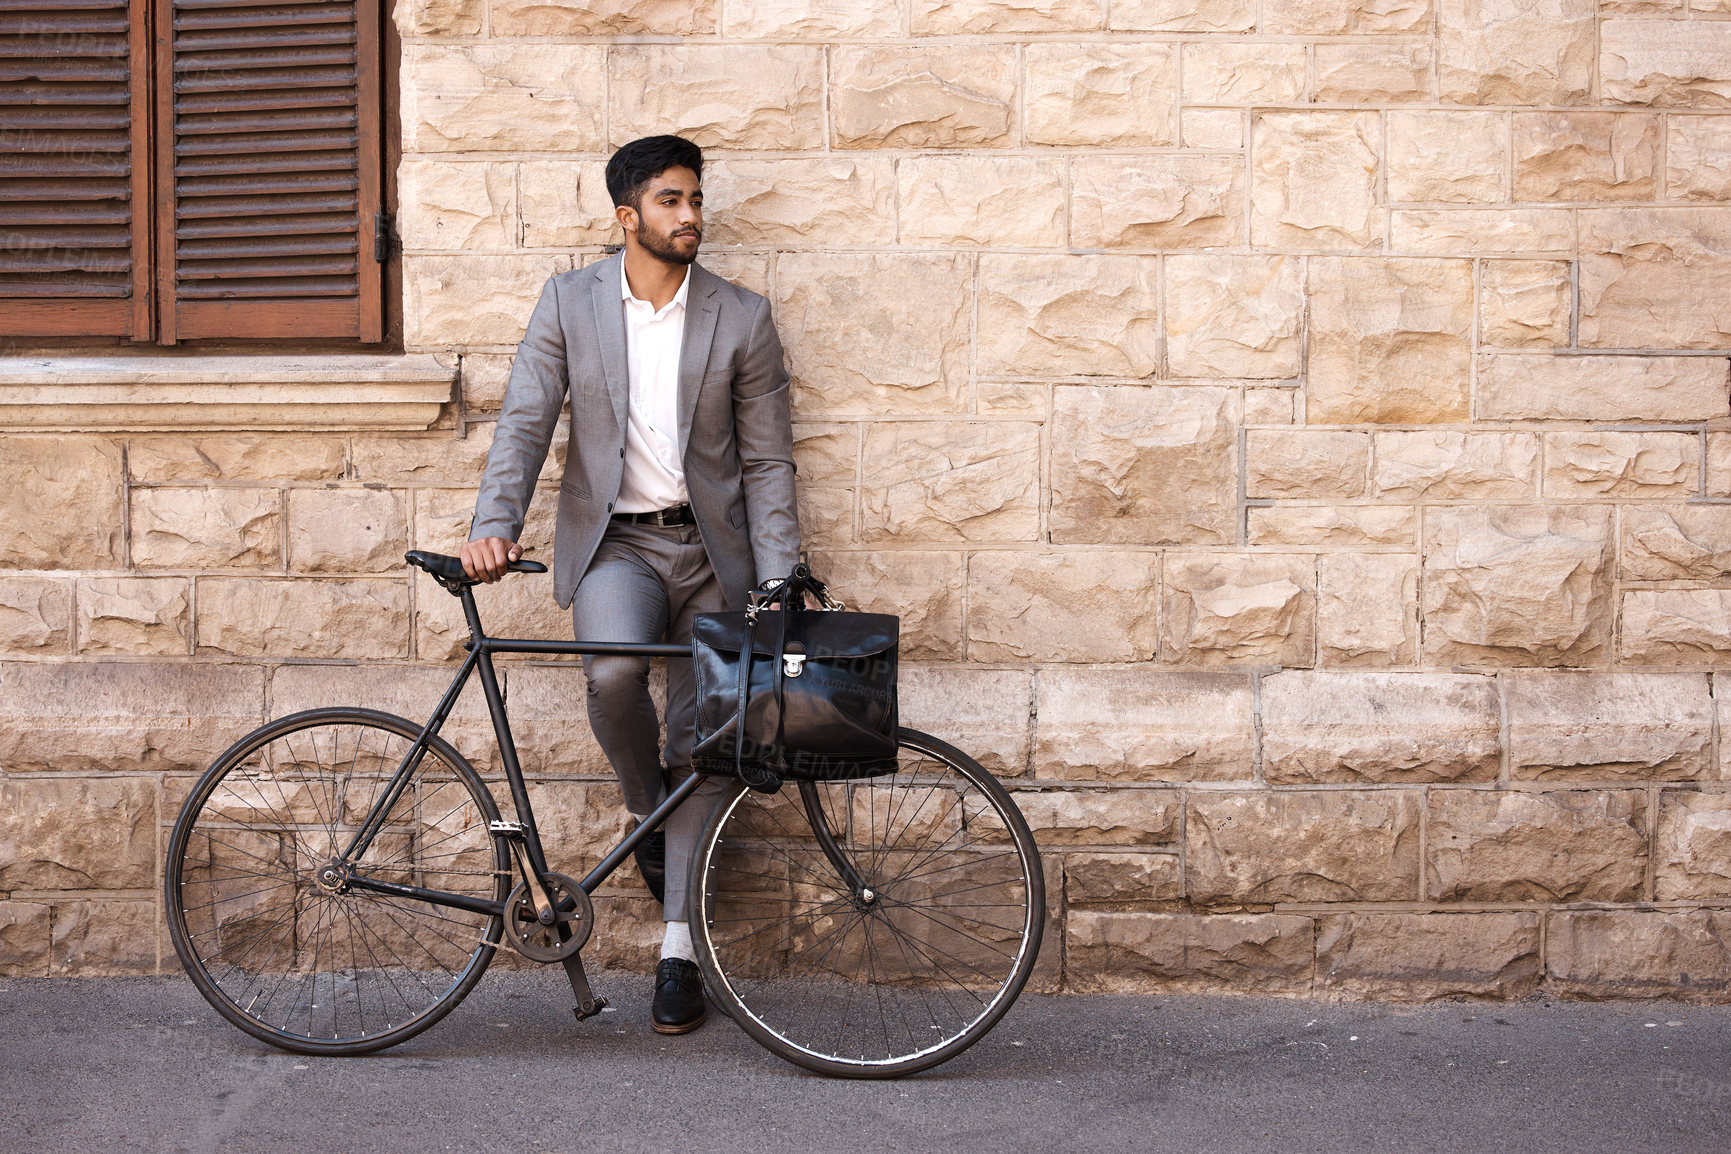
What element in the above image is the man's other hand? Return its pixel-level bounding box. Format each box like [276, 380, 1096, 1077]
[461, 537, 521, 582]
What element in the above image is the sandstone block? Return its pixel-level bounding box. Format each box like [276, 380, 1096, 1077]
[1373, 432, 1539, 500]
[1437, 0, 1594, 105]
[1064, 852, 1182, 905]
[1317, 554, 1420, 667]
[1244, 387, 1295, 425]
[1188, 791, 1419, 904]
[517, 160, 617, 249]
[1666, 116, 1731, 202]
[1313, 44, 1436, 104]
[417, 565, 568, 662]
[1600, 19, 1731, 107]
[1316, 913, 1541, 1000]
[196, 578, 409, 659]
[898, 666, 1034, 775]
[698, 252, 772, 299]
[0, 778, 154, 889]
[0, 903, 49, 977]
[1547, 910, 1731, 999]
[1622, 507, 1731, 581]
[1250, 112, 1383, 251]
[860, 422, 1040, 543]
[50, 900, 156, 976]
[1713, 433, 1731, 497]
[397, 160, 512, 251]
[414, 485, 556, 558]
[610, 46, 824, 151]
[977, 255, 1160, 379]
[404, 254, 568, 348]
[1621, 590, 1731, 662]
[1579, 210, 1731, 348]
[1263, 672, 1496, 784]
[1544, 433, 1696, 499]
[1306, 257, 1473, 424]
[1263, 0, 1431, 33]
[522, 781, 633, 882]
[1013, 790, 1179, 847]
[1513, 113, 1660, 203]
[352, 427, 510, 487]
[830, 46, 1016, 149]
[1480, 260, 1571, 348]
[1182, 109, 1243, 150]
[1507, 672, 1711, 781]
[806, 551, 964, 660]
[1069, 155, 1244, 251]
[1024, 43, 1177, 148]
[498, 662, 622, 777]
[269, 663, 495, 770]
[490, 0, 714, 35]
[797, 486, 854, 548]
[1246, 430, 1370, 500]
[1162, 553, 1316, 667]
[967, 552, 1159, 663]
[790, 422, 856, 485]
[127, 435, 343, 483]
[0, 577, 71, 654]
[1422, 506, 1612, 666]
[899, 156, 1064, 248]
[287, 489, 409, 574]
[0, 437, 121, 569]
[1065, 910, 1314, 995]
[775, 252, 971, 415]
[1108, 0, 1255, 31]
[1386, 111, 1508, 204]
[1478, 354, 1728, 420]
[1049, 386, 1237, 546]
[722, 0, 901, 36]
[77, 577, 189, 657]
[1656, 793, 1731, 900]
[1248, 506, 1417, 548]
[1035, 669, 1254, 782]
[1164, 255, 1303, 379]
[705, 159, 894, 247]
[1426, 789, 1647, 902]
[912, 0, 1104, 33]
[1182, 43, 1306, 105]
[402, 45, 604, 152]
[1390, 208, 1574, 256]
[395, 0, 481, 36]
[130, 488, 278, 570]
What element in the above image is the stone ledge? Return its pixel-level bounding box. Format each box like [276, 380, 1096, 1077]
[0, 355, 455, 431]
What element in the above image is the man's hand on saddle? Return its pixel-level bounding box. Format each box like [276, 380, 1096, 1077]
[461, 537, 521, 583]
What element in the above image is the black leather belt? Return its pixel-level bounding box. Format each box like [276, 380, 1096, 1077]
[613, 503, 696, 527]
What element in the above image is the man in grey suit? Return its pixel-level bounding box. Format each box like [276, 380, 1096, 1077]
[460, 135, 800, 1034]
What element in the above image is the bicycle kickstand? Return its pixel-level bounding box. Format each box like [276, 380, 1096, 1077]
[561, 952, 608, 1021]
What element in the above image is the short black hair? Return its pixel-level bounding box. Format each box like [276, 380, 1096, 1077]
[606, 135, 703, 209]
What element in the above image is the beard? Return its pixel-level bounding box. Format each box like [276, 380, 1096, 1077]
[638, 220, 700, 266]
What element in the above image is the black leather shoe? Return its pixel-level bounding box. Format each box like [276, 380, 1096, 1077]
[651, 958, 706, 1034]
[633, 827, 665, 904]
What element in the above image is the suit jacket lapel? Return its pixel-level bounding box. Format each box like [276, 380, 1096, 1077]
[677, 265, 720, 459]
[589, 256, 629, 434]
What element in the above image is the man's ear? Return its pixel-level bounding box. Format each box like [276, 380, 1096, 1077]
[615, 203, 638, 234]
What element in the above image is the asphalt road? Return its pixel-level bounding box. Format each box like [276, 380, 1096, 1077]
[2, 970, 1728, 1154]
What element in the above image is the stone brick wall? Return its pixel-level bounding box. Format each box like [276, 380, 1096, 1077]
[5, 0, 1731, 999]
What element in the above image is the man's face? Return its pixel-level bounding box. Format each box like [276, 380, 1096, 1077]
[620, 165, 702, 266]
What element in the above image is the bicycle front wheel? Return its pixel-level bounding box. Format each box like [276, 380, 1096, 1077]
[164, 709, 508, 1055]
[691, 728, 1045, 1078]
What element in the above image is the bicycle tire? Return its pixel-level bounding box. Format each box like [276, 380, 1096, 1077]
[164, 708, 509, 1056]
[690, 728, 1045, 1078]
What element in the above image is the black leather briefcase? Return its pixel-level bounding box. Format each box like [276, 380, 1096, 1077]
[691, 564, 899, 792]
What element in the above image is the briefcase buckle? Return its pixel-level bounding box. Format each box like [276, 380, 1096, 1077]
[782, 652, 806, 677]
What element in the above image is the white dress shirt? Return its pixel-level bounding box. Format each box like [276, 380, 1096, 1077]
[615, 268, 690, 514]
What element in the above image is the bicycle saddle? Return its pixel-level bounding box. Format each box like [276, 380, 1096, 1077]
[406, 549, 546, 593]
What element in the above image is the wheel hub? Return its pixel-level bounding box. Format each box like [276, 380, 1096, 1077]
[314, 859, 350, 895]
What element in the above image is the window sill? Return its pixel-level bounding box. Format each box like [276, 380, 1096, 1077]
[0, 355, 455, 431]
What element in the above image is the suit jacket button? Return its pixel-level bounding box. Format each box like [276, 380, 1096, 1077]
[606, 503, 613, 512]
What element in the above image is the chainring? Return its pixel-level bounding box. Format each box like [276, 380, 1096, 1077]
[502, 872, 594, 963]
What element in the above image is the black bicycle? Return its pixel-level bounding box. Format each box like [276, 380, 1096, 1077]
[164, 550, 1045, 1078]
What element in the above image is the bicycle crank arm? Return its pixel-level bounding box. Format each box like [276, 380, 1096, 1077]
[562, 953, 608, 1021]
[492, 820, 558, 923]
[345, 874, 506, 919]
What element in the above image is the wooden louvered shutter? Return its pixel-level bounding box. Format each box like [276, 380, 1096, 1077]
[157, 0, 381, 342]
[0, 0, 152, 338]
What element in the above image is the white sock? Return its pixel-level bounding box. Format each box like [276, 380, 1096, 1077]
[660, 920, 695, 963]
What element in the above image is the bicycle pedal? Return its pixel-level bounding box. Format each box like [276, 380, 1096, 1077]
[487, 820, 526, 838]
[572, 996, 608, 1021]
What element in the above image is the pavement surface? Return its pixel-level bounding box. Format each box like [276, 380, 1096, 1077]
[2, 970, 1728, 1154]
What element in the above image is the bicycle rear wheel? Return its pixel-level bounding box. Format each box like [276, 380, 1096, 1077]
[690, 728, 1044, 1078]
[164, 708, 508, 1055]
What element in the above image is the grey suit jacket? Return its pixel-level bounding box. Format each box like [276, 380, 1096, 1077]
[469, 254, 801, 611]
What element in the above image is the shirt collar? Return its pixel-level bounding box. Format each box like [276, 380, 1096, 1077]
[621, 265, 690, 318]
